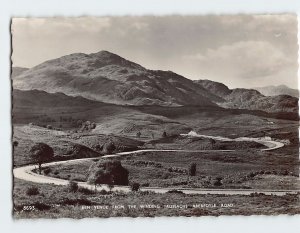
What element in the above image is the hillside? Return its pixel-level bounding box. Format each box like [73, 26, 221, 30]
[254, 85, 299, 98]
[13, 89, 103, 108]
[12, 51, 220, 107]
[195, 80, 298, 113]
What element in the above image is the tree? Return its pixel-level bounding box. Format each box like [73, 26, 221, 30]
[136, 131, 141, 138]
[88, 160, 129, 190]
[102, 141, 116, 154]
[13, 141, 19, 147]
[131, 182, 140, 192]
[162, 131, 167, 138]
[189, 163, 197, 176]
[29, 143, 54, 174]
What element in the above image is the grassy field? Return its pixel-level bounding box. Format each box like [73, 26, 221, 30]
[13, 179, 300, 218]
[44, 149, 299, 190]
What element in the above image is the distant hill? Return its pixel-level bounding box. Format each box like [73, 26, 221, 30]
[13, 51, 220, 107]
[11, 67, 29, 78]
[254, 85, 299, 98]
[13, 89, 103, 108]
[194, 80, 298, 113]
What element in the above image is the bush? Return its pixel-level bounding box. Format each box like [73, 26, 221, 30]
[26, 186, 39, 196]
[213, 177, 223, 186]
[167, 189, 184, 194]
[68, 180, 79, 192]
[102, 141, 116, 154]
[13, 141, 19, 147]
[46, 125, 53, 129]
[189, 163, 197, 176]
[131, 182, 140, 192]
[108, 184, 114, 191]
[99, 189, 110, 195]
[54, 170, 59, 175]
[78, 187, 94, 195]
[42, 167, 51, 175]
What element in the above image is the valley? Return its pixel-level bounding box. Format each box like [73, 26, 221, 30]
[11, 51, 299, 218]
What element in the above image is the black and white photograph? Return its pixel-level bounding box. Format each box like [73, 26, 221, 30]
[11, 14, 299, 218]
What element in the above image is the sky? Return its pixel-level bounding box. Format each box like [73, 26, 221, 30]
[11, 15, 298, 88]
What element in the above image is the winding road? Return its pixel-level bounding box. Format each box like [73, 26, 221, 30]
[14, 133, 298, 196]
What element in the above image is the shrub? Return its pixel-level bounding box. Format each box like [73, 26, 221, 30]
[90, 122, 96, 129]
[99, 189, 110, 195]
[108, 183, 114, 191]
[68, 180, 79, 192]
[167, 189, 184, 194]
[162, 131, 167, 138]
[46, 125, 53, 129]
[26, 186, 39, 196]
[13, 141, 19, 147]
[213, 177, 223, 186]
[189, 163, 197, 176]
[42, 167, 51, 175]
[131, 182, 140, 192]
[78, 187, 94, 195]
[53, 170, 59, 175]
[161, 172, 171, 179]
[102, 141, 116, 154]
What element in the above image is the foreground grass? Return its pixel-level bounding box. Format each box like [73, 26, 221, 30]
[13, 179, 300, 218]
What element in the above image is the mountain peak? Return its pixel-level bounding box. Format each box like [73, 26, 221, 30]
[91, 50, 120, 58]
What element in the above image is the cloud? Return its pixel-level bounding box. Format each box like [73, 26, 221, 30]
[183, 40, 295, 80]
[11, 15, 298, 88]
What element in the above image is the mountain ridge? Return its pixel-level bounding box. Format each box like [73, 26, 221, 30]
[12, 50, 220, 107]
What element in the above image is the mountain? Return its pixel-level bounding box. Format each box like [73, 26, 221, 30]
[11, 67, 29, 78]
[254, 85, 299, 98]
[12, 50, 298, 113]
[12, 51, 221, 107]
[195, 80, 298, 113]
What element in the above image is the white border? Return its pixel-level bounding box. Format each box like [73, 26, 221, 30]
[0, 1, 299, 233]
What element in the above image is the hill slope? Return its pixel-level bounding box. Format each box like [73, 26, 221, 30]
[13, 51, 220, 107]
[194, 80, 298, 113]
